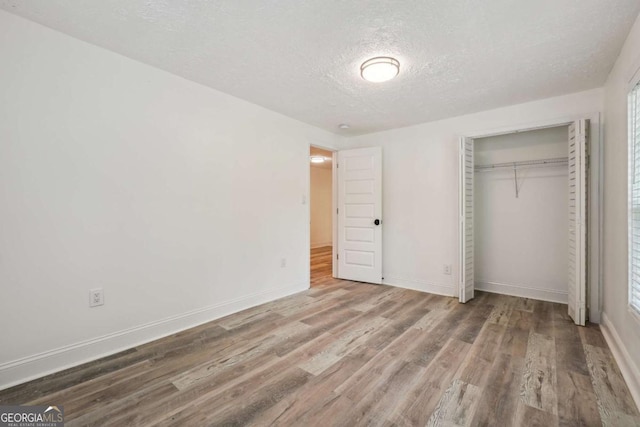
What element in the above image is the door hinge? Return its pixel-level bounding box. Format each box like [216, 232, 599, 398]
[336, 163, 339, 168]
[336, 254, 339, 260]
[336, 208, 339, 214]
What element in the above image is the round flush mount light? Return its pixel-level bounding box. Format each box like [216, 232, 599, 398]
[360, 56, 400, 83]
[338, 123, 350, 129]
[310, 156, 325, 163]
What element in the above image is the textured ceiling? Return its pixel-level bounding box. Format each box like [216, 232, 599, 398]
[2, 1, 639, 136]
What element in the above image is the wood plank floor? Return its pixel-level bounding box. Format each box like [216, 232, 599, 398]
[1, 255, 638, 426]
[311, 246, 332, 286]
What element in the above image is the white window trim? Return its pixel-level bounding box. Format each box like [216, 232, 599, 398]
[627, 68, 640, 324]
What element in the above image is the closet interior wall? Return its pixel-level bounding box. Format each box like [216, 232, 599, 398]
[474, 126, 570, 303]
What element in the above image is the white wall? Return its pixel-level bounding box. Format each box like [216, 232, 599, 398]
[0, 10, 342, 389]
[474, 127, 569, 303]
[345, 89, 602, 297]
[601, 12, 640, 406]
[310, 166, 333, 248]
[474, 126, 569, 164]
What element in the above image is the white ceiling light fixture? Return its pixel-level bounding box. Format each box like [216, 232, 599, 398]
[339, 123, 350, 129]
[310, 156, 325, 163]
[360, 56, 400, 83]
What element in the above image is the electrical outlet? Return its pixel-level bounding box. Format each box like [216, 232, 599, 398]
[281, 258, 287, 268]
[90, 288, 104, 307]
[443, 264, 452, 275]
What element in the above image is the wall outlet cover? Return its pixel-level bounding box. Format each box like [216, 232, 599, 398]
[90, 288, 104, 307]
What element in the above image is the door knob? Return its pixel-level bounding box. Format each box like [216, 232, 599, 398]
[374, 219, 380, 226]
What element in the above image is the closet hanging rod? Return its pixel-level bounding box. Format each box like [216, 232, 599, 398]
[474, 156, 568, 172]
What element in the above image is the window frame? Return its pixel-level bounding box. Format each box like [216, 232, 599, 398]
[628, 68, 640, 323]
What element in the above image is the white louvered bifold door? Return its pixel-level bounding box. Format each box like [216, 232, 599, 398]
[568, 120, 588, 326]
[459, 137, 474, 303]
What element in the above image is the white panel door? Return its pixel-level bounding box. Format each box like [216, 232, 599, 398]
[568, 120, 588, 325]
[459, 137, 474, 303]
[337, 147, 382, 284]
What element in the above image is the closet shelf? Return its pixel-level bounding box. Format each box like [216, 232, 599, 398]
[474, 157, 568, 172]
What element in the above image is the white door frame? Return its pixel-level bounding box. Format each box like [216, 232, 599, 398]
[457, 112, 602, 322]
[332, 150, 338, 278]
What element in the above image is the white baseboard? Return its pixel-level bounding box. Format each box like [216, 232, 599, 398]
[475, 280, 568, 304]
[600, 312, 640, 410]
[383, 276, 454, 297]
[0, 282, 308, 391]
[310, 242, 332, 249]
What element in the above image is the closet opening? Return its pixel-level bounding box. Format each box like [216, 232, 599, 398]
[474, 126, 570, 304]
[459, 117, 601, 326]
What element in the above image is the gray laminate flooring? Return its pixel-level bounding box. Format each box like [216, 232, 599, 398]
[0, 260, 637, 426]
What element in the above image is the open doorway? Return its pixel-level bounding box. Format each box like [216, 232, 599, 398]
[310, 146, 334, 286]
